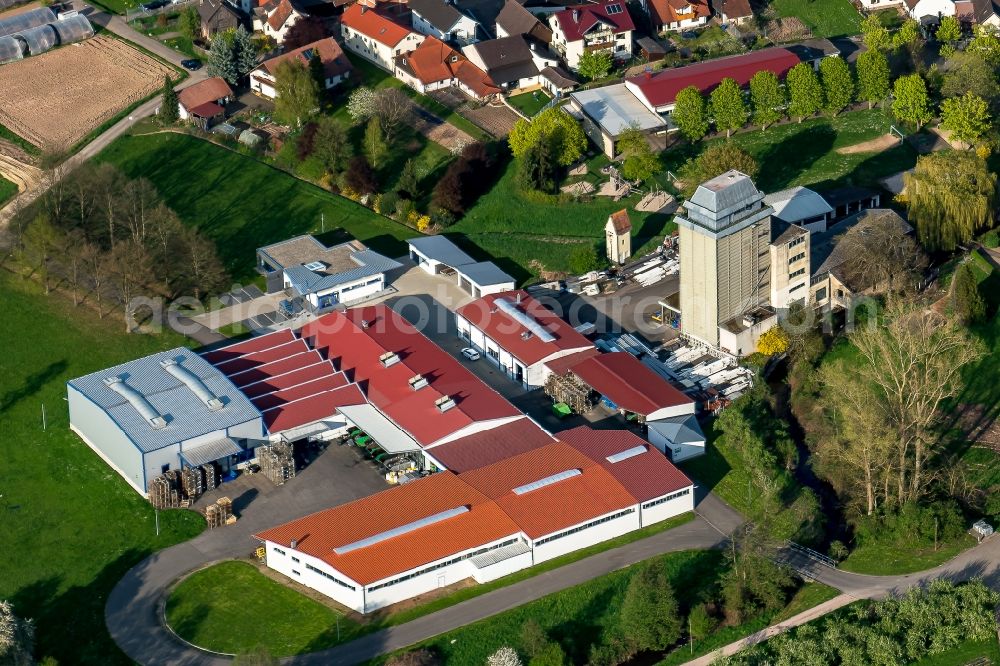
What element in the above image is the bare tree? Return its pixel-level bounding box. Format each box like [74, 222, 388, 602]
[61, 229, 89, 306]
[119, 177, 161, 246]
[851, 302, 985, 503]
[81, 242, 108, 317]
[373, 88, 410, 142]
[109, 241, 155, 330]
[836, 212, 928, 298]
[19, 214, 61, 293]
[183, 227, 228, 300]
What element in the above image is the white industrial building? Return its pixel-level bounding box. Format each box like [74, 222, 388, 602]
[67, 348, 265, 495]
[407, 236, 516, 298]
[257, 431, 694, 613]
[455, 290, 594, 389]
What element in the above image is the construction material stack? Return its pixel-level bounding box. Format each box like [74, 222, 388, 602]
[201, 463, 218, 491]
[205, 496, 233, 528]
[544, 373, 594, 415]
[259, 442, 295, 486]
[148, 470, 181, 509]
[180, 467, 203, 502]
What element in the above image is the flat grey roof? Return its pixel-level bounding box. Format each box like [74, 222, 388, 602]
[571, 84, 666, 137]
[283, 249, 402, 296]
[69, 348, 262, 453]
[461, 261, 515, 287]
[408, 235, 477, 268]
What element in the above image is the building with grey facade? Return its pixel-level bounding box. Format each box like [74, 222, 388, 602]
[67, 348, 264, 496]
[677, 170, 774, 349]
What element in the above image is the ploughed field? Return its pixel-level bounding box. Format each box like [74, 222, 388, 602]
[0, 35, 173, 148]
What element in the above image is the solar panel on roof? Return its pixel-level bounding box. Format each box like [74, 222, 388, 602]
[333, 505, 470, 554]
[304, 261, 326, 271]
[512, 468, 581, 495]
[606, 4, 622, 13]
[606, 445, 647, 463]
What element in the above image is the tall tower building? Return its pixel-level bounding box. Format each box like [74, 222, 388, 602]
[677, 170, 773, 347]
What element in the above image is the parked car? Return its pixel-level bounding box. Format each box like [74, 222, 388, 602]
[461, 347, 481, 361]
[181, 59, 202, 71]
[140, 0, 168, 10]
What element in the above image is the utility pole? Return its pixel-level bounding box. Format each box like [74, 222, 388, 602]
[41, 403, 47, 430]
[321, 212, 325, 234]
[155, 509, 160, 537]
[689, 615, 693, 654]
[934, 517, 938, 551]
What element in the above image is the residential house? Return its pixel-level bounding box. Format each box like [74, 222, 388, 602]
[809, 209, 913, 311]
[783, 38, 840, 70]
[176, 76, 234, 129]
[341, 3, 426, 70]
[394, 36, 500, 100]
[907, 0, 956, 20]
[251, 37, 353, 98]
[713, 0, 752, 24]
[643, 0, 709, 34]
[539, 64, 577, 95]
[495, 0, 552, 43]
[197, 0, 242, 40]
[409, 0, 481, 45]
[462, 34, 559, 90]
[971, 0, 1000, 27]
[769, 221, 811, 311]
[548, 0, 635, 70]
[763, 185, 833, 233]
[255, 0, 302, 42]
[856, 0, 905, 8]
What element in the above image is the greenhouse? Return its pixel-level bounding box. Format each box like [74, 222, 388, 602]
[0, 7, 56, 38]
[0, 34, 20, 64]
[51, 14, 95, 43]
[17, 23, 57, 55]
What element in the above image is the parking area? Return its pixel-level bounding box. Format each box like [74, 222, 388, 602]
[218, 285, 264, 307]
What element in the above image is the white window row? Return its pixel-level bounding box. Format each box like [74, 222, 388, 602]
[367, 538, 522, 592]
[642, 487, 690, 509]
[534, 508, 636, 546]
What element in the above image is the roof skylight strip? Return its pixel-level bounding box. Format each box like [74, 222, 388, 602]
[606, 444, 647, 463]
[333, 505, 470, 554]
[512, 468, 581, 495]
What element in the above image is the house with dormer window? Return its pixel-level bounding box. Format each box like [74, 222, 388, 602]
[341, 3, 426, 71]
[643, 0, 709, 33]
[547, 0, 634, 70]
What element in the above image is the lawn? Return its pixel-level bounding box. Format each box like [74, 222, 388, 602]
[507, 90, 551, 118]
[771, 0, 862, 38]
[451, 159, 675, 281]
[671, 109, 919, 194]
[96, 132, 415, 281]
[0, 271, 206, 665]
[0, 120, 40, 155]
[166, 561, 360, 656]
[838, 535, 978, 575]
[911, 637, 1000, 665]
[0, 173, 16, 207]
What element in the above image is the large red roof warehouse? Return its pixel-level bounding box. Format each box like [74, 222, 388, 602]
[565, 351, 692, 416]
[427, 417, 557, 472]
[455, 290, 593, 366]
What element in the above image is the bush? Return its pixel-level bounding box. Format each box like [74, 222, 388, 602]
[568, 244, 603, 274]
[296, 122, 318, 161]
[981, 229, 1000, 248]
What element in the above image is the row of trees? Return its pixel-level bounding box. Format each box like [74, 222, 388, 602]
[721, 580, 1000, 665]
[7, 164, 227, 328]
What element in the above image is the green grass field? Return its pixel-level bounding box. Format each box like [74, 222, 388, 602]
[96, 133, 415, 281]
[670, 109, 919, 194]
[771, 0, 862, 38]
[508, 90, 551, 118]
[0, 174, 16, 207]
[838, 535, 977, 575]
[166, 561, 360, 656]
[0, 272, 205, 664]
[911, 638, 1000, 665]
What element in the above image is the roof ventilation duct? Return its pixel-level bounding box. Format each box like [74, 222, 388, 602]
[103, 376, 168, 429]
[160, 358, 225, 411]
[409, 374, 429, 390]
[379, 351, 400, 367]
[435, 395, 456, 413]
[495, 298, 556, 343]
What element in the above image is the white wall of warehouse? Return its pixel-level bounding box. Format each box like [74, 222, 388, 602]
[531, 508, 640, 563]
[639, 487, 695, 527]
[265, 541, 365, 612]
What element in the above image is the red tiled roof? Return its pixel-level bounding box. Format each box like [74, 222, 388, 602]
[647, 0, 710, 29]
[558, 426, 692, 502]
[215, 339, 311, 375]
[427, 417, 556, 472]
[299, 306, 521, 446]
[260, 37, 353, 80]
[459, 443, 637, 538]
[544, 347, 600, 376]
[188, 101, 225, 118]
[177, 76, 233, 111]
[268, 0, 294, 31]
[715, 0, 752, 20]
[608, 209, 631, 234]
[239, 361, 339, 399]
[568, 351, 691, 416]
[342, 3, 415, 47]
[250, 372, 350, 411]
[455, 290, 594, 367]
[627, 47, 801, 109]
[262, 383, 366, 432]
[256, 473, 521, 584]
[202, 329, 296, 363]
[227, 350, 325, 388]
[550, 0, 635, 42]
[396, 36, 498, 97]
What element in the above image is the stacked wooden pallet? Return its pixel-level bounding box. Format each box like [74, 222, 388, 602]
[201, 463, 218, 491]
[259, 442, 295, 486]
[204, 496, 233, 529]
[148, 470, 181, 509]
[180, 467, 203, 501]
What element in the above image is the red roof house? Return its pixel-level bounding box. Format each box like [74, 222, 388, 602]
[625, 47, 802, 112]
[252, 38, 354, 99]
[176, 77, 233, 127]
[646, 0, 710, 33]
[394, 36, 500, 100]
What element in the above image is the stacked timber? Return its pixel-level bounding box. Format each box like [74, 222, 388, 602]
[259, 442, 295, 486]
[544, 373, 594, 414]
[204, 497, 233, 528]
